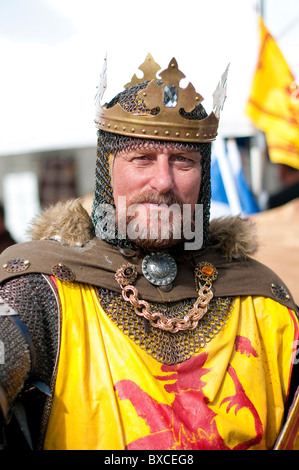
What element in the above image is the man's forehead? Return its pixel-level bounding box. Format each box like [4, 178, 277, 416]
[115, 146, 202, 158]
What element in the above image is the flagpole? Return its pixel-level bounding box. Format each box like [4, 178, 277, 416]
[214, 139, 242, 216]
[249, 0, 267, 209]
[260, 0, 264, 18]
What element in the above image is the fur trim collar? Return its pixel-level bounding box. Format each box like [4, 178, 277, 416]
[209, 216, 257, 259]
[28, 199, 258, 259]
[28, 199, 95, 247]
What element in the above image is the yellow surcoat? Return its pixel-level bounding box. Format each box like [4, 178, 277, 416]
[43, 279, 299, 450]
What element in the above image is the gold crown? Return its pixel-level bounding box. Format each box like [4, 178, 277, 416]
[95, 53, 229, 143]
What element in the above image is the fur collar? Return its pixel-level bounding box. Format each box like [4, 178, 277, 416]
[28, 199, 258, 260]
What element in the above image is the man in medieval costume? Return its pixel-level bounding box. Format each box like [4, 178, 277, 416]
[0, 54, 298, 450]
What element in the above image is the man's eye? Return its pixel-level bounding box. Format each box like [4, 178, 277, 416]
[173, 156, 193, 167]
[135, 156, 150, 161]
[131, 155, 152, 165]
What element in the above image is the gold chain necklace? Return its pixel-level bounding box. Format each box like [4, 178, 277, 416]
[115, 261, 218, 334]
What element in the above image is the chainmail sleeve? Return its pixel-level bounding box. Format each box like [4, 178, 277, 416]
[0, 273, 60, 449]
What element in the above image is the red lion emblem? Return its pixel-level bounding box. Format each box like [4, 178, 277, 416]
[115, 336, 263, 450]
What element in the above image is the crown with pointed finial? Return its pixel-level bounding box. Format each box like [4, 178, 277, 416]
[95, 53, 229, 143]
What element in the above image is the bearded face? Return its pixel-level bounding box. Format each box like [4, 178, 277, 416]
[112, 147, 202, 251]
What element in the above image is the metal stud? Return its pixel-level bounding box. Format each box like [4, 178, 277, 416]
[115, 263, 138, 287]
[51, 263, 76, 282]
[271, 283, 290, 303]
[3, 258, 30, 273]
[142, 252, 177, 288]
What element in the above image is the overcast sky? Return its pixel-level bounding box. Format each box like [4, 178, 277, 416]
[1, 0, 299, 155]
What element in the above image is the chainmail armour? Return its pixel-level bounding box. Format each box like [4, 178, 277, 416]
[0, 274, 59, 448]
[0, 275, 59, 395]
[100, 288, 234, 364]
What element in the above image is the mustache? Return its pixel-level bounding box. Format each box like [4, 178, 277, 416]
[129, 190, 183, 208]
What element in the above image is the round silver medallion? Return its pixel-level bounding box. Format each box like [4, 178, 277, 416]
[142, 252, 177, 287]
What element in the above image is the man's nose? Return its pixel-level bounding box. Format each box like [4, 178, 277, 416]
[149, 158, 174, 193]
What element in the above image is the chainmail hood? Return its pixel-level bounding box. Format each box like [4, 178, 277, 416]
[91, 80, 212, 252]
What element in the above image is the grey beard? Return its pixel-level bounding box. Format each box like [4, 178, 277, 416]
[116, 190, 194, 251]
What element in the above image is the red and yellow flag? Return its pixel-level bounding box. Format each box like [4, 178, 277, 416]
[246, 16, 299, 169]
